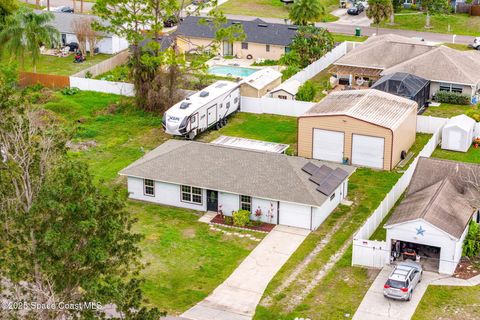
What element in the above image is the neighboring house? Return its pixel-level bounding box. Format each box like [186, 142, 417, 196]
[381, 46, 480, 102]
[119, 140, 355, 230]
[45, 11, 129, 54]
[270, 79, 302, 100]
[298, 89, 417, 170]
[176, 16, 298, 60]
[441, 115, 477, 152]
[240, 68, 282, 97]
[385, 157, 480, 275]
[331, 34, 435, 85]
[371, 72, 430, 110]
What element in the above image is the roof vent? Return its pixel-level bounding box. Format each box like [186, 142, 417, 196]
[180, 102, 191, 109]
[215, 82, 228, 88]
[258, 24, 268, 27]
[199, 91, 209, 97]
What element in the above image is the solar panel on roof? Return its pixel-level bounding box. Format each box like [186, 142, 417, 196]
[301, 162, 320, 175]
[302, 162, 349, 196]
[309, 165, 333, 185]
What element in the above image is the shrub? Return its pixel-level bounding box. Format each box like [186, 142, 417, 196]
[224, 215, 233, 225]
[85, 71, 93, 79]
[296, 80, 318, 102]
[434, 91, 471, 105]
[465, 108, 480, 122]
[281, 66, 301, 81]
[251, 59, 279, 66]
[61, 87, 80, 96]
[233, 210, 251, 227]
[463, 220, 480, 258]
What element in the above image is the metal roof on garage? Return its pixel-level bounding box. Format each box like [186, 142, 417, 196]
[210, 135, 289, 153]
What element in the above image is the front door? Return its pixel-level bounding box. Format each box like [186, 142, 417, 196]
[206, 190, 218, 212]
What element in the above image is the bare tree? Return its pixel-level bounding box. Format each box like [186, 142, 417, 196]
[458, 167, 480, 209]
[72, 18, 89, 56]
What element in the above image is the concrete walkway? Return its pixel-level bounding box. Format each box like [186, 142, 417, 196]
[181, 225, 310, 320]
[353, 266, 450, 320]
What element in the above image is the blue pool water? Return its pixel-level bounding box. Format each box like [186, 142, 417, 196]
[208, 65, 259, 77]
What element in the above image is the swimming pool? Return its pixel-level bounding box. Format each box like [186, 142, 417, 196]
[208, 65, 259, 77]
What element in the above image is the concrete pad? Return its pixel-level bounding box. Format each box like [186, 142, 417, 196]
[198, 211, 217, 224]
[353, 267, 449, 320]
[182, 226, 309, 320]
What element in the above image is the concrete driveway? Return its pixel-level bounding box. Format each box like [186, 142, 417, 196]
[331, 9, 372, 27]
[353, 266, 450, 320]
[181, 225, 310, 320]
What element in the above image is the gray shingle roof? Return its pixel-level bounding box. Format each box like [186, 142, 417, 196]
[119, 140, 355, 207]
[176, 16, 298, 46]
[36, 10, 112, 36]
[385, 157, 480, 239]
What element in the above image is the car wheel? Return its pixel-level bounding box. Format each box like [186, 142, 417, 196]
[223, 118, 228, 126]
[215, 122, 221, 130]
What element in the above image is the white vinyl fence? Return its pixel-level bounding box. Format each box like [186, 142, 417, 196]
[70, 77, 135, 96]
[351, 128, 443, 269]
[416, 115, 449, 134]
[241, 96, 315, 116]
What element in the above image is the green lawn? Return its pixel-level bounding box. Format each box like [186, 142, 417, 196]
[422, 103, 478, 118]
[198, 112, 298, 154]
[218, 0, 339, 22]
[432, 146, 480, 165]
[309, 68, 332, 101]
[2, 53, 111, 76]
[254, 133, 432, 319]
[413, 285, 480, 320]
[333, 33, 368, 43]
[380, 13, 480, 37]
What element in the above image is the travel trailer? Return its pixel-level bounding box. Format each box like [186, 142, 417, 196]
[163, 81, 240, 139]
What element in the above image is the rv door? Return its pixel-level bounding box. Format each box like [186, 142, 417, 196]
[189, 113, 199, 130]
[207, 105, 217, 126]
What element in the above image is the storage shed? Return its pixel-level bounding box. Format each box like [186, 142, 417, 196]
[441, 115, 476, 152]
[298, 89, 417, 170]
[371, 72, 430, 110]
[240, 68, 282, 98]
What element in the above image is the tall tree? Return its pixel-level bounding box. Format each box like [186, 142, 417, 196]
[421, 0, 448, 28]
[0, 0, 16, 26]
[367, 0, 393, 34]
[0, 8, 59, 72]
[289, 0, 325, 25]
[290, 25, 334, 67]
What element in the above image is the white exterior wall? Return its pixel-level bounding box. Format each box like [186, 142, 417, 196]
[218, 192, 239, 216]
[386, 219, 462, 275]
[251, 197, 278, 224]
[312, 180, 348, 230]
[279, 202, 313, 229]
[62, 33, 128, 54]
[127, 177, 207, 211]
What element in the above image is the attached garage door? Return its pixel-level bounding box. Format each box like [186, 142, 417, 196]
[279, 202, 311, 229]
[313, 129, 344, 162]
[352, 134, 385, 169]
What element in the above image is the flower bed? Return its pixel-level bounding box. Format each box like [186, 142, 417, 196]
[210, 214, 276, 233]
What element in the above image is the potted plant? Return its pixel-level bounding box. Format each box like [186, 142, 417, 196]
[473, 138, 480, 149]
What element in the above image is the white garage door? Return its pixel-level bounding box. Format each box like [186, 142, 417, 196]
[352, 134, 385, 169]
[313, 129, 344, 162]
[278, 202, 311, 229]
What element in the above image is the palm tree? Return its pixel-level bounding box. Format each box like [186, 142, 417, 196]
[0, 7, 59, 72]
[366, 0, 393, 34]
[289, 0, 325, 26]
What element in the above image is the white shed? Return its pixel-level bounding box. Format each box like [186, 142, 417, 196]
[441, 115, 476, 152]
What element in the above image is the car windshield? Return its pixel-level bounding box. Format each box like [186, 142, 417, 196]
[386, 279, 406, 289]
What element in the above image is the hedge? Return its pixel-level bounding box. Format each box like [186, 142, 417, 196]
[434, 91, 471, 105]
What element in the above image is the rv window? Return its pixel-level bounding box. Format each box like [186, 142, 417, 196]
[191, 116, 196, 124]
[180, 102, 191, 109]
[330, 193, 335, 201]
[234, 97, 239, 104]
[144, 179, 155, 196]
[240, 195, 252, 212]
[226, 102, 230, 109]
[181, 185, 202, 204]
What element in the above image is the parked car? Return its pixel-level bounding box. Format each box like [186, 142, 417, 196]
[468, 37, 480, 50]
[192, 0, 208, 5]
[383, 261, 423, 301]
[60, 6, 74, 13]
[347, 3, 364, 15]
[163, 16, 179, 28]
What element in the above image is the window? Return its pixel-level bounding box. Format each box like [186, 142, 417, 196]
[278, 95, 287, 100]
[439, 83, 463, 94]
[181, 185, 202, 204]
[266, 45, 270, 52]
[226, 102, 231, 109]
[285, 47, 291, 54]
[330, 193, 336, 201]
[451, 84, 463, 94]
[234, 97, 239, 104]
[240, 195, 252, 212]
[241, 42, 248, 50]
[144, 179, 155, 196]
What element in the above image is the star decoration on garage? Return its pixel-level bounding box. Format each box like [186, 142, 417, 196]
[416, 226, 426, 236]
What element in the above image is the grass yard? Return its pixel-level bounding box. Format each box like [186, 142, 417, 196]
[333, 33, 368, 43]
[2, 53, 111, 76]
[309, 68, 332, 102]
[432, 146, 480, 165]
[422, 103, 478, 118]
[380, 13, 480, 37]
[218, 0, 339, 22]
[254, 133, 432, 319]
[198, 112, 298, 154]
[413, 285, 480, 320]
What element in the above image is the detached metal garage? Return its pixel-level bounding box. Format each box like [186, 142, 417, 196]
[298, 89, 418, 170]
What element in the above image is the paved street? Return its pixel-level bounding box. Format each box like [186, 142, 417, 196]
[181, 225, 310, 320]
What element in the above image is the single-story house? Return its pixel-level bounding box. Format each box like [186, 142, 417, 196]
[176, 16, 298, 60]
[298, 89, 417, 170]
[381, 46, 480, 102]
[441, 114, 477, 152]
[371, 72, 430, 110]
[270, 79, 302, 100]
[119, 140, 355, 230]
[385, 157, 480, 274]
[44, 11, 129, 54]
[240, 68, 282, 97]
[331, 34, 436, 84]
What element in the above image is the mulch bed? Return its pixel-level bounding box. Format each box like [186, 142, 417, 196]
[210, 214, 276, 233]
[453, 257, 480, 279]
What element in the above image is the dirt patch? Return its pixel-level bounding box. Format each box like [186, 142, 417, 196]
[453, 257, 480, 279]
[182, 228, 196, 239]
[66, 140, 98, 152]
